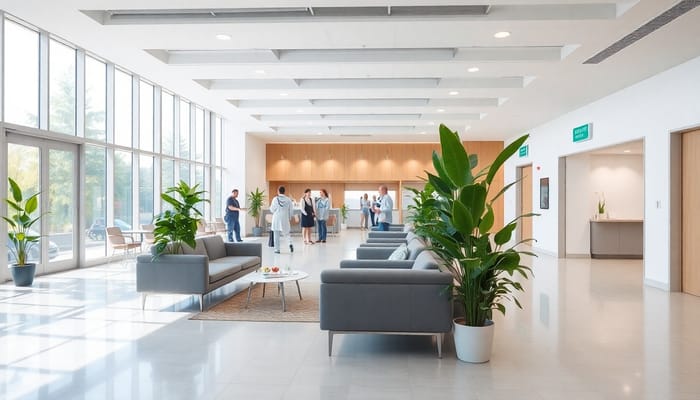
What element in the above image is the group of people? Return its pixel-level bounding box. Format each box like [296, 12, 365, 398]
[359, 185, 393, 231]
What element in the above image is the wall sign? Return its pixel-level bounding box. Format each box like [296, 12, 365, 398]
[518, 144, 529, 157]
[573, 123, 592, 143]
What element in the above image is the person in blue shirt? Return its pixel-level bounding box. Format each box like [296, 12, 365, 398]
[373, 185, 393, 231]
[315, 189, 330, 243]
[224, 189, 244, 242]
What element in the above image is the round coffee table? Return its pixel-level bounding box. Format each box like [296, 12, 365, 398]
[244, 270, 309, 312]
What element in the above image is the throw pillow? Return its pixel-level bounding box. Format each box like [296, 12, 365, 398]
[388, 244, 409, 260]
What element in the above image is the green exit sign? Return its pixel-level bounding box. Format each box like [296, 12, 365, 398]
[519, 145, 528, 157]
[573, 123, 592, 143]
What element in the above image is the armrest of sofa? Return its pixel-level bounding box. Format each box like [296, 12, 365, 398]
[367, 231, 408, 239]
[339, 259, 413, 269]
[359, 243, 401, 247]
[136, 254, 209, 294]
[224, 242, 262, 257]
[366, 237, 407, 244]
[356, 247, 396, 259]
[322, 268, 452, 285]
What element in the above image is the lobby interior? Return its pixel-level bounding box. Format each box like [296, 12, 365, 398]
[2, 1, 700, 399]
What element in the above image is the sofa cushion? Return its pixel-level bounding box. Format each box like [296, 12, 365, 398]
[182, 239, 208, 256]
[412, 251, 440, 270]
[201, 235, 227, 260]
[406, 238, 426, 261]
[209, 262, 243, 283]
[216, 255, 261, 271]
[388, 244, 409, 260]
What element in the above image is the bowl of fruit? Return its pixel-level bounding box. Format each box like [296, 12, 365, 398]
[261, 266, 281, 275]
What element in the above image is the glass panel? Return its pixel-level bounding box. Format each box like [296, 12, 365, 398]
[195, 107, 204, 162]
[85, 56, 106, 141]
[6, 143, 41, 264]
[113, 150, 133, 230]
[85, 146, 107, 259]
[161, 92, 174, 156]
[214, 116, 222, 166]
[49, 39, 76, 135]
[139, 155, 154, 225]
[179, 162, 190, 185]
[161, 159, 174, 211]
[344, 190, 397, 210]
[214, 168, 222, 218]
[139, 81, 154, 152]
[4, 20, 40, 128]
[195, 165, 204, 188]
[179, 100, 190, 159]
[48, 148, 74, 262]
[114, 70, 132, 146]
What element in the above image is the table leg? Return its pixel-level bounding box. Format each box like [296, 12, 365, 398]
[245, 282, 254, 309]
[295, 280, 303, 300]
[280, 282, 286, 312]
[262, 283, 266, 298]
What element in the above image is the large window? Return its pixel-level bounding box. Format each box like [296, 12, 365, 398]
[114, 69, 132, 147]
[139, 81, 154, 152]
[139, 155, 154, 225]
[85, 146, 106, 259]
[4, 20, 40, 127]
[214, 116, 222, 167]
[179, 100, 190, 159]
[161, 159, 174, 210]
[113, 150, 133, 228]
[195, 107, 204, 162]
[213, 168, 222, 218]
[179, 162, 190, 185]
[85, 56, 106, 141]
[161, 92, 174, 156]
[49, 39, 76, 135]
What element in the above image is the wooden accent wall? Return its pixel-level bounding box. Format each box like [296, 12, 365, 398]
[266, 142, 505, 229]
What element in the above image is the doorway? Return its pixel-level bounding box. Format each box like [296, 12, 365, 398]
[6, 133, 79, 277]
[517, 164, 533, 244]
[681, 129, 700, 296]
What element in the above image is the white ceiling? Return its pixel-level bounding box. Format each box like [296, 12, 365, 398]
[2, 0, 700, 143]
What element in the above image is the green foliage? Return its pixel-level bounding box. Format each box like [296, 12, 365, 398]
[339, 204, 348, 222]
[152, 180, 208, 256]
[246, 188, 266, 228]
[3, 178, 45, 266]
[418, 124, 537, 327]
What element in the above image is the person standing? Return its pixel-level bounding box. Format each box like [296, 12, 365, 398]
[360, 193, 371, 230]
[270, 186, 294, 254]
[373, 185, 393, 231]
[300, 188, 316, 244]
[369, 194, 378, 226]
[224, 189, 244, 242]
[315, 189, 330, 243]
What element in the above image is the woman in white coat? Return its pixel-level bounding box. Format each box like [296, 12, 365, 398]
[269, 185, 295, 253]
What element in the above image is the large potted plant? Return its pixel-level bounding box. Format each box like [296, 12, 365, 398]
[152, 180, 208, 256]
[247, 188, 265, 237]
[339, 203, 349, 230]
[3, 178, 44, 286]
[421, 124, 535, 363]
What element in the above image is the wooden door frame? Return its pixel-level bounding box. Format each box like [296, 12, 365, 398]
[515, 164, 532, 244]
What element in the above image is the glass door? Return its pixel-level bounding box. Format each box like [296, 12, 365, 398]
[7, 134, 78, 275]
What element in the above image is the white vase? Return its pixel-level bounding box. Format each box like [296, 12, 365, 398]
[453, 318, 494, 363]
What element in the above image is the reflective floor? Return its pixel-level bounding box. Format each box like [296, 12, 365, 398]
[1, 230, 699, 399]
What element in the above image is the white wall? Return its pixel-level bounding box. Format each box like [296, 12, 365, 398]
[565, 153, 644, 255]
[244, 135, 267, 234]
[505, 54, 700, 290]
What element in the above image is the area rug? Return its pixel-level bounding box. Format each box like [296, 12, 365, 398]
[190, 282, 319, 322]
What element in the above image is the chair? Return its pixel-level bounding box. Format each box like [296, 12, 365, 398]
[197, 220, 216, 236]
[106, 226, 142, 262]
[326, 214, 338, 236]
[213, 218, 227, 235]
[140, 224, 156, 249]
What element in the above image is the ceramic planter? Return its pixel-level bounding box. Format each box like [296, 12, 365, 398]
[10, 263, 36, 287]
[453, 318, 494, 363]
[252, 226, 263, 237]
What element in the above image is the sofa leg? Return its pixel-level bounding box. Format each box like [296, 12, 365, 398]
[328, 331, 334, 357]
[198, 294, 205, 311]
[436, 333, 444, 359]
[140, 293, 147, 310]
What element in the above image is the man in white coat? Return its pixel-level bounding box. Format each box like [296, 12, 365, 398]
[269, 185, 295, 254]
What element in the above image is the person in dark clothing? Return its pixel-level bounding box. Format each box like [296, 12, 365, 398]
[224, 189, 244, 242]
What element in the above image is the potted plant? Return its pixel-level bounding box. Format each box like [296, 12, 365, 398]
[152, 180, 208, 256]
[3, 178, 45, 286]
[339, 203, 348, 230]
[247, 188, 265, 237]
[420, 124, 536, 363]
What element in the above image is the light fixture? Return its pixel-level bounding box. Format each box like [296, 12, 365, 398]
[494, 31, 511, 39]
[296, 109, 304, 113]
[254, 69, 266, 75]
[448, 91, 459, 96]
[428, 121, 435, 125]
[279, 92, 288, 96]
[623, 149, 631, 153]
[437, 109, 445, 113]
[468, 67, 480, 73]
[418, 131, 427, 135]
[215, 33, 232, 41]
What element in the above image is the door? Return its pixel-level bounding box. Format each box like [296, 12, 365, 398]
[682, 130, 700, 296]
[519, 165, 533, 244]
[7, 134, 78, 276]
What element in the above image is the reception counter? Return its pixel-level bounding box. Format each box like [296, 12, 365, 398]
[589, 219, 643, 259]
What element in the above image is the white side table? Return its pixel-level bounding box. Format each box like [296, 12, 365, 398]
[244, 270, 309, 312]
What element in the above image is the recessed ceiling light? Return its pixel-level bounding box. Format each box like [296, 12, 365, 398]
[279, 92, 288, 96]
[437, 109, 445, 113]
[428, 121, 435, 125]
[215, 34, 232, 41]
[296, 109, 304, 113]
[317, 132, 323, 135]
[468, 67, 480, 73]
[494, 31, 511, 39]
[418, 131, 427, 135]
[254, 69, 266, 74]
[448, 91, 459, 96]
[623, 149, 631, 153]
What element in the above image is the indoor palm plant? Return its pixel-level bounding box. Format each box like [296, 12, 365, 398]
[152, 180, 208, 256]
[339, 203, 348, 229]
[421, 124, 536, 363]
[247, 188, 265, 236]
[3, 178, 44, 286]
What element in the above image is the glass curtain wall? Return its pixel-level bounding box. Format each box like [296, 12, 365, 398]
[85, 56, 106, 141]
[84, 146, 107, 259]
[49, 39, 76, 135]
[4, 20, 39, 127]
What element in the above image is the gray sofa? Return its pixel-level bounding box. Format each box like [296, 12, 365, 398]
[320, 250, 453, 357]
[136, 235, 262, 311]
[350, 236, 426, 264]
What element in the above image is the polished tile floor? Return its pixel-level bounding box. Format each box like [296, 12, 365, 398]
[1, 230, 699, 400]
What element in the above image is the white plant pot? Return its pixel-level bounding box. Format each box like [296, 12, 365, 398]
[453, 318, 494, 363]
[341, 223, 347, 230]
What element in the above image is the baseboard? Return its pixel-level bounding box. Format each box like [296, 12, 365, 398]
[566, 253, 591, 259]
[644, 278, 670, 291]
[531, 246, 557, 258]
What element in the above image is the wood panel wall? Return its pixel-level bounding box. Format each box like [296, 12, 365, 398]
[266, 142, 505, 229]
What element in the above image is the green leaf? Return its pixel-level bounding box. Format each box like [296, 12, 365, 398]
[494, 222, 517, 245]
[479, 204, 494, 234]
[427, 172, 453, 197]
[486, 134, 528, 185]
[25, 194, 39, 215]
[439, 124, 470, 186]
[452, 200, 474, 235]
[458, 184, 487, 224]
[8, 177, 22, 202]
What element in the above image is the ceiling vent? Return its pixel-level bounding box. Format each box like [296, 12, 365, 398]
[584, 0, 700, 64]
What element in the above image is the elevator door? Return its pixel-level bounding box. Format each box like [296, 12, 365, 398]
[682, 130, 700, 296]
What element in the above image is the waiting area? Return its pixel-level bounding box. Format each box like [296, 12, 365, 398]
[1, 229, 698, 399]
